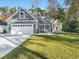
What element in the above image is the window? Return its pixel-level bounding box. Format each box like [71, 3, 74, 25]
[13, 25, 17, 27]
[19, 11, 25, 19]
[13, 25, 15, 27]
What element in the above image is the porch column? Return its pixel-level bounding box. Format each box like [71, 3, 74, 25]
[36, 21, 38, 33]
[44, 24, 45, 32]
[49, 24, 51, 32]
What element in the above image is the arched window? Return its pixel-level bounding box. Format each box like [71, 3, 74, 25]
[19, 11, 25, 19]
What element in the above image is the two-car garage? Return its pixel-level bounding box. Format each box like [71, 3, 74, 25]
[11, 24, 34, 34]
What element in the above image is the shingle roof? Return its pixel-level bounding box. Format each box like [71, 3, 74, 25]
[38, 16, 52, 24]
[37, 17, 45, 24]
[0, 20, 7, 25]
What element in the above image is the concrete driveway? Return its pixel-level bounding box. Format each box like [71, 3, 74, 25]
[0, 34, 31, 58]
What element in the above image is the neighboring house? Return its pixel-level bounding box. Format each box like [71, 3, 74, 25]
[52, 19, 62, 32]
[5, 8, 62, 34]
[0, 20, 7, 33]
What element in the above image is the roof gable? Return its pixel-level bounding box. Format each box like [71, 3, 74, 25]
[44, 16, 52, 24]
[38, 16, 52, 24]
[38, 17, 44, 24]
[6, 9, 37, 21]
[53, 19, 62, 25]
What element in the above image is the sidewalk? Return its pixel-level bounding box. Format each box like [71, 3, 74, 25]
[0, 34, 31, 58]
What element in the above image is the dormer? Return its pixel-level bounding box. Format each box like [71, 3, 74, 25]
[19, 11, 25, 19]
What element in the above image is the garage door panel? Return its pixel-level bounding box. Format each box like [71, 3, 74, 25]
[11, 24, 34, 34]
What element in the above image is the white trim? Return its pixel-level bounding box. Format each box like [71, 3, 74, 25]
[25, 9, 37, 20]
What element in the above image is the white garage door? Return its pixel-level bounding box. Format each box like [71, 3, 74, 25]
[11, 24, 34, 34]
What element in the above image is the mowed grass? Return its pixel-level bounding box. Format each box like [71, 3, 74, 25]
[2, 33, 79, 59]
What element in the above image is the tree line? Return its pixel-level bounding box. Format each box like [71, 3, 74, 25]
[48, 0, 79, 33]
[0, 7, 16, 20]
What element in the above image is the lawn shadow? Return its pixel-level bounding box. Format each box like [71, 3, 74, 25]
[35, 35, 79, 49]
[20, 46, 47, 59]
[27, 41, 46, 47]
[2, 40, 47, 59]
[2, 34, 79, 59]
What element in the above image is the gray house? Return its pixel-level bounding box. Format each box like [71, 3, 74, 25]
[6, 8, 62, 34]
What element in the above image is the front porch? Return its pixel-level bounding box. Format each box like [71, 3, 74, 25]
[37, 24, 52, 33]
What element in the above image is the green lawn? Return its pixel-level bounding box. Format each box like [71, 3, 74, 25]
[2, 33, 79, 59]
